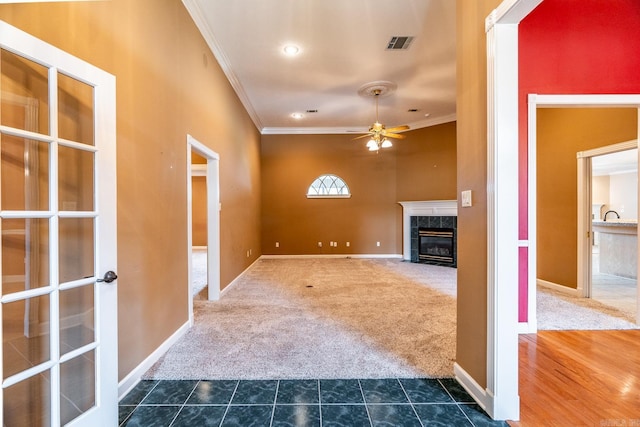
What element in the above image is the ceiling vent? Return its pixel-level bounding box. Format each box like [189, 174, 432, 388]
[386, 36, 414, 50]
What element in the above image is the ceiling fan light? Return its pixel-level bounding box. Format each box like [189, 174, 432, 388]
[381, 139, 392, 148]
[368, 144, 379, 151]
[366, 139, 378, 149]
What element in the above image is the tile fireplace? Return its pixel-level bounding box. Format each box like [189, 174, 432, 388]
[398, 201, 457, 268]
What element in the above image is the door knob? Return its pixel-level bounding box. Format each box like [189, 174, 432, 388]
[97, 270, 118, 283]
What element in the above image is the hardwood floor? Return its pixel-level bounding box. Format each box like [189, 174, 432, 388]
[509, 330, 640, 426]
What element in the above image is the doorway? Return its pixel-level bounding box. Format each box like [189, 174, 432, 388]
[186, 135, 220, 325]
[528, 96, 640, 333]
[190, 152, 209, 301]
[578, 144, 639, 321]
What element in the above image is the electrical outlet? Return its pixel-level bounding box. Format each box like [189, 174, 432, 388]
[346, 242, 350, 247]
[246, 250, 250, 258]
[318, 242, 322, 248]
[275, 242, 279, 248]
[376, 241, 381, 247]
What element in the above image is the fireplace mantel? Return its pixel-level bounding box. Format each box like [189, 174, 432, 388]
[398, 200, 458, 261]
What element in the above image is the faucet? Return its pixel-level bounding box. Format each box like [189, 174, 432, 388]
[603, 210, 620, 221]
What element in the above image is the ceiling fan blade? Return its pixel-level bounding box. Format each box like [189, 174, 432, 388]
[352, 133, 373, 140]
[382, 132, 406, 139]
[385, 125, 410, 133]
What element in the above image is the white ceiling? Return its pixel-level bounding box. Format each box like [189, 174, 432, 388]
[592, 148, 638, 176]
[182, 0, 456, 134]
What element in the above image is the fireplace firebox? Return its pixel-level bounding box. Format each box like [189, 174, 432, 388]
[419, 228, 455, 264]
[409, 215, 457, 267]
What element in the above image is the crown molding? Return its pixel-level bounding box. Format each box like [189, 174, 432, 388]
[261, 113, 457, 135]
[182, 0, 263, 131]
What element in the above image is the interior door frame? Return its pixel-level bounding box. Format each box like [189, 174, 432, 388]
[528, 96, 640, 331]
[186, 135, 220, 325]
[577, 139, 639, 317]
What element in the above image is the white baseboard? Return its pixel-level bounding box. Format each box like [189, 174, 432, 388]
[220, 257, 262, 297]
[518, 321, 537, 334]
[537, 278, 580, 296]
[454, 362, 520, 421]
[259, 254, 403, 259]
[118, 320, 191, 400]
[119, 255, 261, 398]
[453, 362, 490, 412]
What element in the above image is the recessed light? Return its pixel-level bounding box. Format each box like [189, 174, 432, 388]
[424, 113, 431, 117]
[283, 45, 300, 56]
[291, 113, 304, 119]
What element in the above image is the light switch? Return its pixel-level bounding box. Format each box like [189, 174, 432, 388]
[461, 190, 472, 207]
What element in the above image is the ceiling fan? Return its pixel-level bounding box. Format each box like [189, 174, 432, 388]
[353, 83, 409, 151]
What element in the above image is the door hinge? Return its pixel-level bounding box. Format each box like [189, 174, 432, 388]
[587, 231, 590, 238]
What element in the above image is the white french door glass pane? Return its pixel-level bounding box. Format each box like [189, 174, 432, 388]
[3, 294, 51, 379]
[1, 218, 50, 295]
[60, 350, 95, 426]
[59, 284, 94, 355]
[57, 72, 94, 146]
[0, 48, 49, 134]
[59, 218, 94, 283]
[4, 370, 51, 427]
[58, 145, 94, 211]
[1, 135, 50, 211]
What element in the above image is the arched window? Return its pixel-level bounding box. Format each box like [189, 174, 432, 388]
[306, 174, 351, 198]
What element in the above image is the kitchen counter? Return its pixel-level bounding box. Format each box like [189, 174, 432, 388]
[593, 220, 638, 240]
[592, 219, 637, 279]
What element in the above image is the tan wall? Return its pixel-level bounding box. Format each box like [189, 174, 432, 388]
[456, 0, 502, 389]
[192, 176, 207, 246]
[0, 0, 262, 380]
[537, 108, 637, 288]
[396, 122, 457, 201]
[260, 123, 456, 255]
[191, 152, 207, 246]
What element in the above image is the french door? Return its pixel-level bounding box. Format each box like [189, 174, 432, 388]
[0, 21, 117, 426]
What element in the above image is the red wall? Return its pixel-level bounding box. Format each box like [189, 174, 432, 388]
[518, 0, 640, 321]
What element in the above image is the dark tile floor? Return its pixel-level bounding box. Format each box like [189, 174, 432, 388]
[119, 378, 508, 427]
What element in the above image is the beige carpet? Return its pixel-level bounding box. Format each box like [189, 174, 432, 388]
[537, 286, 638, 330]
[144, 258, 458, 380]
[145, 257, 638, 381]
